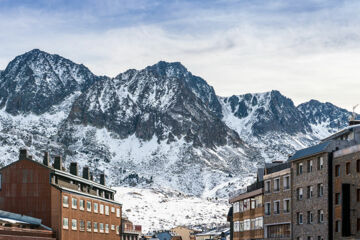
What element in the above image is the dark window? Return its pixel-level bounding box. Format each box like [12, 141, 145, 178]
[357, 189, 360, 202]
[357, 160, 360, 173]
[335, 165, 340, 177]
[335, 193, 341, 205]
[0, 173, 2, 191]
[346, 162, 350, 175]
[357, 219, 360, 232]
[336, 220, 341, 232]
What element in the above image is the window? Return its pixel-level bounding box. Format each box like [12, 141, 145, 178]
[63, 218, 68, 229]
[243, 199, 250, 211]
[63, 196, 69, 207]
[297, 188, 303, 200]
[255, 217, 263, 229]
[265, 180, 271, 193]
[357, 218, 360, 232]
[251, 198, 256, 209]
[357, 189, 360, 202]
[79, 220, 85, 231]
[307, 237, 313, 240]
[87, 221, 92, 232]
[72, 219, 77, 230]
[100, 204, 104, 214]
[234, 221, 240, 232]
[265, 202, 271, 215]
[307, 186, 313, 198]
[239, 201, 244, 212]
[116, 208, 120, 217]
[100, 223, 104, 233]
[0, 173, 2, 190]
[274, 201, 280, 214]
[336, 220, 341, 232]
[111, 207, 115, 213]
[346, 162, 350, 175]
[105, 205, 109, 215]
[79, 199, 84, 210]
[297, 212, 303, 224]
[94, 202, 99, 213]
[274, 178, 280, 191]
[297, 163, 303, 175]
[335, 193, 341, 205]
[105, 224, 109, 233]
[308, 160, 313, 172]
[307, 211, 313, 224]
[318, 210, 324, 223]
[283, 175, 290, 190]
[318, 183, 324, 197]
[72, 198, 77, 209]
[239, 221, 244, 232]
[318, 236, 323, 240]
[284, 199, 290, 213]
[244, 219, 250, 231]
[111, 224, 115, 231]
[335, 165, 340, 177]
[87, 201, 91, 212]
[234, 202, 239, 213]
[93, 222, 98, 232]
[318, 157, 324, 170]
[357, 160, 360, 173]
[116, 226, 120, 234]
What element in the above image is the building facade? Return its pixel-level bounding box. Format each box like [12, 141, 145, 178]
[332, 144, 360, 239]
[122, 216, 142, 240]
[263, 162, 291, 239]
[229, 181, 264, 240]
[0, 149, 122, 240]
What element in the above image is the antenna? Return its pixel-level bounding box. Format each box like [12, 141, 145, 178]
[351, 104, 359, 121]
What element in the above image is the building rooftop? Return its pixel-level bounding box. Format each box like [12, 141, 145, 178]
[288, 141, 331, 161]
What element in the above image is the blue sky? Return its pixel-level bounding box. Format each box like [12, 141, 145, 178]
[1, 0, 360, 110]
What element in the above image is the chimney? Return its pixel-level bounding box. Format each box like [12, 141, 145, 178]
[43, 152, 50, 166]
[83, 166, 90, 179]
[100, 173, 105, 185]
[19, 149, 28, 160]
[70, 162, 78, 176]
[54, 156, 62, 170]
[90, 172, 94, 181]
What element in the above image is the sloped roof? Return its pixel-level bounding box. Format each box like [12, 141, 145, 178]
[289, 141, 331, 161]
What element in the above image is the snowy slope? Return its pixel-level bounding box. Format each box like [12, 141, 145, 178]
[114, 186, 230, 232]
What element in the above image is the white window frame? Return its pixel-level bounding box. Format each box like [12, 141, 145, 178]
[72, 198, 77, 209]
[94, 202, 98, 213]
[105, 205, 109, 215]
[116, 208, 120, 217]
[116, 226, 120, 234]
[319, 157, 324, 170]
[100, 223, 104, 233]
[318, 183, 324, 197]
[274, 178, 280, 192]
[63, 218, 69, 229]
[105, 224, 109, 233]
[111, 224, 115, 231]
[265, 180, 271, 193]
[111, 207, 115, 213]
[87, 221, 92, 232]
[274, 200, 280, 214]
[283, 198, 290, 213]
[265, 202, 271, 215]
[244, 219, 250, 231]
[63, 196, 69, 208]
[298, 213, 303, 224]
[94, 222, 98, 232]
[319, 210, 324, 223]
[100, 204, 104, 214]
[79, 199, 84, 210]
[79, 220, 85, 231]
[298, 188, 303, 200]
[234, 202, 240, 213]
[71, 219, 77, 230]
[87, 201, 91, 212]
[283, 175, 290, 190]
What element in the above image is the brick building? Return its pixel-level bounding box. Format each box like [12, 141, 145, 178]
[263, 162, 291, 239]
[229, 179, 264, 240]
[0, 149, 122, 240]
[122, 216, 142, 240]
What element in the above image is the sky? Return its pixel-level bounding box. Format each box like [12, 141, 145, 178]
[0, 0, 360, 111]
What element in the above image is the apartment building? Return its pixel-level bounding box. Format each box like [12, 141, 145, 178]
[0, 149, 122, 240]
[229, 180, 264, 240]
[263, 162, 291, 239]
[122, 216, 142, 240]
[332, 144, 360, 239]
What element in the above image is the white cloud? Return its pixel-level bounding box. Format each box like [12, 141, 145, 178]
[1, 0, 360, 111]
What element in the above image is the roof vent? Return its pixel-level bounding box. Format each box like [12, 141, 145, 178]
[83, 166, 90, 179]
[43, 152, 50, 166]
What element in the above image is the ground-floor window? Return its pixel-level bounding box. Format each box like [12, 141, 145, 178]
[266, 223, 290, 238]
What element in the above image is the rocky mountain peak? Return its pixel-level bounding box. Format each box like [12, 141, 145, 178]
[0, 49, 98, 115]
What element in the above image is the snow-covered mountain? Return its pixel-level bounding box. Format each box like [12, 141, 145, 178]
[0, 49, 353, 230]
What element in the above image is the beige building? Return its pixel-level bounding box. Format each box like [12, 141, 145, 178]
[171, 226, 199, 240]
[263, 162, 291, 239]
